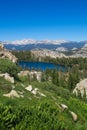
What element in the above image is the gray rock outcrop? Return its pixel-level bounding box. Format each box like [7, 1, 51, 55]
[0, 73, 14, 83]
[25, 85, 33, 91]
[31, 49, 67, 59]
[71, 45, 87, 58]
[0, 47, 17, 63]
[3, 90, 20, 98]
[73, 78, 87, 98]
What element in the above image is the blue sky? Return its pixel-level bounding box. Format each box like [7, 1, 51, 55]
[0, 0, 87, 41]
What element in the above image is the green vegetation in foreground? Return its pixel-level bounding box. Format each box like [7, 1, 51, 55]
[0, 59, 20, 78]
[0, 58, 87, 130]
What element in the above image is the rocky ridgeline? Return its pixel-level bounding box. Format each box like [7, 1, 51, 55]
[31, 48, 87, 58]
[71, 44, 87, 58]
[31, 49, 67, 60]
[0, 43, 17, 63]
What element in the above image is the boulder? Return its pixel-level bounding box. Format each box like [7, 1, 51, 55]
[0, 73, 14, 83]
[31, 88, 39, 95]
[3, 90, 20, 98]
[31, 89, 37, 95]
[60, 104, 68, 111]
[4, 73, 14, 83]
[69, 111, 78, 121]
[25, 85, 33, 91]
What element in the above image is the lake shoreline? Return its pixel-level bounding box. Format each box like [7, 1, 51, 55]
[18, 61, 66, 71]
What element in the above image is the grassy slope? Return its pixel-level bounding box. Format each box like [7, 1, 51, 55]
[0, 59, 87, 130]
[0, 77, 87, 129]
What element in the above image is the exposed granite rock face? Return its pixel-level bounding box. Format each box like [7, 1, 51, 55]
[31, 49, 67, 60]
[71, 45, 87, 58]
[0, 45, 17, 63]
[73, 78, 87, 98]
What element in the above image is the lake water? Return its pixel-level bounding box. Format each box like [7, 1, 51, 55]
[18, 61, 65, 71]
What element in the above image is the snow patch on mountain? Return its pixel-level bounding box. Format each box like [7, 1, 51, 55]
[3, 39, 68, 45]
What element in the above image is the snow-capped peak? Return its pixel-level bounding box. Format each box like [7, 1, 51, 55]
[3, 39, 68, 45]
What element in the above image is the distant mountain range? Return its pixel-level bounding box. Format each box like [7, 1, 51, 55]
[1, 39, 87, 51]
